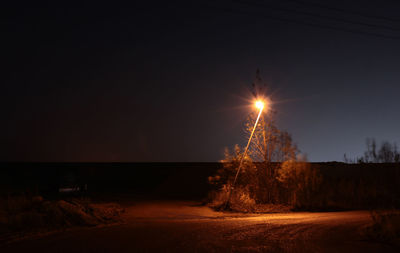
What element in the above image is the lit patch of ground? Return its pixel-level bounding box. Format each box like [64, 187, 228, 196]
[1, 201, 398, 253]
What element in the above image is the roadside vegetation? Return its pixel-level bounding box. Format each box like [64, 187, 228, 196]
[0, 193, 123, 240]
[364, 209, 400, 246]
[208, 73, 322, 212]
[208, 73, 400, 213]
[343, 140, 400, 246]
[207, 126, 321, 212]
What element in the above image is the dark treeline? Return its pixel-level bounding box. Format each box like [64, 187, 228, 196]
[1, 162, 399, 210]
[344, 138, 400, 163]
[311, 162, 400, 210]
[0, 163, 221, 200]
[209, 161, 400, 211]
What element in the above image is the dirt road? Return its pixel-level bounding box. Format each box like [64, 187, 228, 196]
[1, 201, 397, 252]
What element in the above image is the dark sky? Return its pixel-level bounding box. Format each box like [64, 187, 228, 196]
[2, 0, 400, 162]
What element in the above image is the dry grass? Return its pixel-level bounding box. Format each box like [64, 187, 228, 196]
[207, 185, 256, 213]
[0, 195, 124, 237]
[365, 209, 400, 246]
[207, 185, 291, 213]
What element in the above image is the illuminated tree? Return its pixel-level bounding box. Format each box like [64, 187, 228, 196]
[276, 160, 322, 208]
[208, 70, 319, 210]
[208, 145, 257, 211]
[245, 69, 298, 163]
[245, 112, 298, 163]
[244, 71, 300, 203]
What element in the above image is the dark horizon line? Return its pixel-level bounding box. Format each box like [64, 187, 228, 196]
[0, 161, 365, 164]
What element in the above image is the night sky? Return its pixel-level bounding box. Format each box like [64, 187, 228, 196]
[2, 1, 400, 162]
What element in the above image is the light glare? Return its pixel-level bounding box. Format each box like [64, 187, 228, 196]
[255, 100, 264, 109]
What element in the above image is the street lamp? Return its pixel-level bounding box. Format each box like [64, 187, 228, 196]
[255, 100, 264, 110]
[224, 99, 266, 210]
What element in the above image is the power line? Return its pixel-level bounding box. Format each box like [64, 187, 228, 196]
[201, 4, 400, 40]
[234, 0, 400, 31]
[281, 0, 400, 23]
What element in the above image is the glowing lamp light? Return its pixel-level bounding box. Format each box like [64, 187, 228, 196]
[255, 100, 265, 110]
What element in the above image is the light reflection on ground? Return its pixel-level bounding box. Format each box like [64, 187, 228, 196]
[1, 201, 398, 253]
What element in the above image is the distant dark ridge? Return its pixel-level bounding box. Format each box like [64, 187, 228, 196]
[0, 162, 223, 200]
[1, 162, 399, 204]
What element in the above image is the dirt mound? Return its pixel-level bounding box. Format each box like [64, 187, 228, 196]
[0, 196, 124, 237]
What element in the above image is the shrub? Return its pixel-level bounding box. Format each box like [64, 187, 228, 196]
[365, 210, 400, 246]
[208, 183, 256, 213]
[276, 160, 322, 209]
[0, 195, 124, 235]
